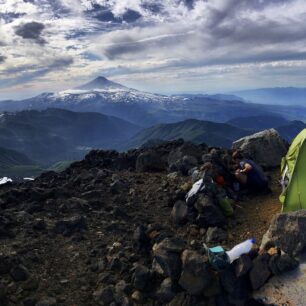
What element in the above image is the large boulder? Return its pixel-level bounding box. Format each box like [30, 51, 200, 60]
[168, 142, 205, 175]
[194, 195, 226, 228]
[232, 129, 288, 167]
[178, 250, 211, 295]
[136, 150, 167, 172]
[152, 238, 185, 280]
[261, 210, 306, 256]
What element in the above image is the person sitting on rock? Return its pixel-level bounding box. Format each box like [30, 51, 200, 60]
[232, 150, 268, 192]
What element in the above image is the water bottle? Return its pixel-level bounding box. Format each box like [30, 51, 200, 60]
[226, 238, 256, 263]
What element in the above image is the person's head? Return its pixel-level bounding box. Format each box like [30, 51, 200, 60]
[232, 150, 244, 170]
[232, 150, 244, 161]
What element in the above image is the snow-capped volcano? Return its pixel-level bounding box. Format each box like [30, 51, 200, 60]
[75, 76, 127, 91]
[55, 76, 180, 105]
[1, 76, 301, 127]
[0, 76, 184, 126]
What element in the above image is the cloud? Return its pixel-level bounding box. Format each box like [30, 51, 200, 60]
[1, 0, 306, 98]
[0, 56, 6, 63]
[15, 21, 46, 45]
[0, 55, 74, 88]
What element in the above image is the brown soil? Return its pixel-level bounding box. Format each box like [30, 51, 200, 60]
[228, 169, 282, 247]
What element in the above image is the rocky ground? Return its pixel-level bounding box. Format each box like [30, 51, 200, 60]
[0, 137, 296, 306]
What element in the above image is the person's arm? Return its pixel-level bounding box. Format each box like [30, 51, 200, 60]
[240, 163, 253, 174]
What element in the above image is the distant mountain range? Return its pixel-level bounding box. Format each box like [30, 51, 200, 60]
[1, 111, 305, 177]
[227, 115, 289, 130]
[0, 147, 41, 177]
[124, 116, 306, 150]
[1, 77, 306, 126]
[0, 108, 140, 165]
[226, 115, 306, 141]
[1, 77, 306, 177]
[233, 87, 306, 106]
[125, 119, 254, 149]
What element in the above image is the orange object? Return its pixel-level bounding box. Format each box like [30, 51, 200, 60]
[215, 175, 225, 186]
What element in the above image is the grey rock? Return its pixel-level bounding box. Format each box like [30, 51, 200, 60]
[153, 237, 186, 254]
[205, 227, 228, 244]
[132, 265, 151, 291]
[194, 195, 214, 213]
[23, 297, 37, 306]
[0, 283, 8, 306]
[10, 265, 30, 282]
[156, 277, 176, 303]
[232, 128, 288, 167]
[178, 250, 211, 295]
[234, 254, 253, 278]
[35, 297, 57, 306]
[93, 285, 114, 305]
[54, 215, 87, 236]
[171, 201, 188, 224]
[269, 253, 299, 275]
[152, 238, 184, 279]
[220, 266, 251, 303]
[136, 151, 166, 172]
[0, 255, 13, 275]
[195, 195, 226, 228]
[110, 180, 128, 194]
[249, 254, 272, 290]
[168, 143, 203, 175]
[261, 210, 306, 257]
[153, 251, 182, 280]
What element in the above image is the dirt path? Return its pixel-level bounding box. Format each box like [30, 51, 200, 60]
[229, 169, 282, 247]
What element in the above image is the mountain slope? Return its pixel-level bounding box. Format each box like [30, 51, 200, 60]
[1, 77, 306, 126]
[233, 87, 306, 106]
[276, 121, 306, 142]
[227, 115, 289, 130]
[0, 147, 43, 177]
[125, 119, 253, 149]
[225, 115, 306, 142]
[0, 108, 140, 165]
[0, 147, 34, 168]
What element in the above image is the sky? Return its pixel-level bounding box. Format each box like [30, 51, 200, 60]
[0, 0, 306, 99]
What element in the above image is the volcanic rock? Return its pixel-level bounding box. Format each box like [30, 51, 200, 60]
[249, 254, 271, 290]
[136, 150, 166, 172]
[261, 210, 306, 256]
[178, 249, 211, 295]
[232, 129, 288, 167]
[10, 264, 30, 282]
[54, 215, 87, 236]
[156, 277, 176, 303]
[132, 265, 151, 291]
[205, 227, 228, 244]
[171, 200, 188, 224]
[93, 285, 114, 305]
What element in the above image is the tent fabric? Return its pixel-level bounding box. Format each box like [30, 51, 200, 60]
[280, 129, 306, 212]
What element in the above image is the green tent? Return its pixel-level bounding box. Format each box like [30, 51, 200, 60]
[280, 129, 306, 212]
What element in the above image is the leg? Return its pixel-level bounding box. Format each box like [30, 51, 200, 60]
[235, 170, 247, 185]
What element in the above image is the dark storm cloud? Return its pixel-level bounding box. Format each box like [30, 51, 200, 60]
[15, 21, 46, 45]
[0, 56, 6, 63]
